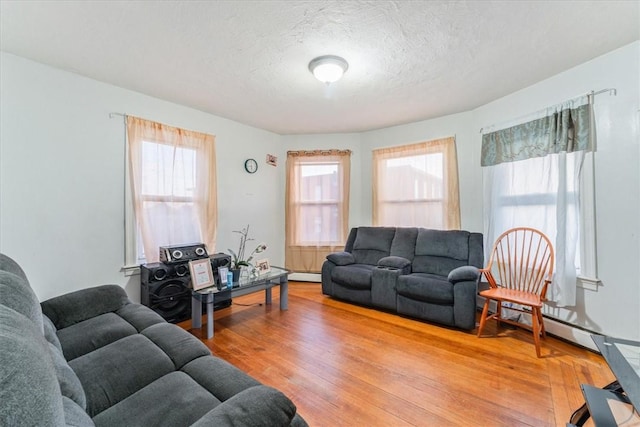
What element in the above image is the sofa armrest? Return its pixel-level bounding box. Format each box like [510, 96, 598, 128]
[190, 385, 297, 427]
[377, 256, 411, 270]
[448, 266, 480, 284]
[326, 252, 355, 266]
[41, 285, 130, 329]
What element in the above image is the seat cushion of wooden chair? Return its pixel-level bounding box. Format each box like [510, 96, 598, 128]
[479, 287, 543, 308]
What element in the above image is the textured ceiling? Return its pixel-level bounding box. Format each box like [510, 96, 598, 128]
[1, 1, 639, 134]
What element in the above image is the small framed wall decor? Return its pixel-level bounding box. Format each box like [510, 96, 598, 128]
[255, 258, 271, 274]
[189, 259, 215, 291]
[266, 154, 277, 166]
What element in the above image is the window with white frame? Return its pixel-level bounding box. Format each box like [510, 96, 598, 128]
[372, 137, 460, 229]
[285, 150, 351, 273]
[482, 96, 599, 307]
[125, 116, 217, 268]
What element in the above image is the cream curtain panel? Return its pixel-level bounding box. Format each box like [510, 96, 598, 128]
[372, 137, 460, 229]
[482, 96, 594, 307]
[285, 150, 351, 273]
[127, 116, 217, 263]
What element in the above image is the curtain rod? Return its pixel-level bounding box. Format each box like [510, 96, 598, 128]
[479, 88, 617, 134]
[109, 112, 127, 119]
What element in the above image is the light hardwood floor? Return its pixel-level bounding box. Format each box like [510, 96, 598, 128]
[178, 282, 613, 426]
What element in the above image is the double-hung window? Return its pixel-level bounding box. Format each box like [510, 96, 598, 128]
[285, 150, 351, 273]
[125, 116, 217, 265]
[481, 96, 598, 307]
[372, 137, 460, 229]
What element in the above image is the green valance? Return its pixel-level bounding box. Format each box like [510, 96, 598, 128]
[481, 102, 592, 167]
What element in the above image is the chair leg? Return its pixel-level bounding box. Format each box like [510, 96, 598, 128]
[496, 301, 502, 328]
[538, 309, 546, 338]
[532, 307, 542, 358]
[477, 299, 491, 337]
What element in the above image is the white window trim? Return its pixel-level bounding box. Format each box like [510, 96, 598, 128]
[123, 138, 140, 276]
[577, 152, 601, 290]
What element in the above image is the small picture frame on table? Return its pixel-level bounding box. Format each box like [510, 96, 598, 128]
[189, 259, 215, 291]
[255, 259, 271, 274]
[217, 266, 229, 288]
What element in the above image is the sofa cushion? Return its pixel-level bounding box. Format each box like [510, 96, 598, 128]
[415, 229, 471, 260]
[92, 371, 219, 427]
[62, 396, 95, 427]
[352, 227, 396, 265]
[116, 303, 166, 332]
[332, 264, 375, 290]
[41, 285, 130, 330]
[0, 305, 65, 426]
[397, 274, 454, 304]
[448, 266, 479, 283]
[389, 227, 418, 260]
[141, 322, 211, 370]
[182, 356, 261, 401]
[70, 334, 175, 416]
[378, 256, 411, 270]
[191, 385, 297, 427]
[0, 270, 43, 332]
[326, 251, 355, 266]
[48, 342, 87, 409]
[56, 312, 138, 361]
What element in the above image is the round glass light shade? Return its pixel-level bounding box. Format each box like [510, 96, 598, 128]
[308, 55, 349, 84]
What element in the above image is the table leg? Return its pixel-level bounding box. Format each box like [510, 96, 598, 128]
[265, 287, 272, 305]
[206, 293, 214, 339]
[280, 275, 288, 310]
[191, 294, 202, 329]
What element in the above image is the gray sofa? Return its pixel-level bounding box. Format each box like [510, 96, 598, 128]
[0, 253, 307, 427]
[322, 227, 483, 330]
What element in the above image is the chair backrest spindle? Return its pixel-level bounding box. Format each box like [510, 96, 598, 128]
[487, 227, 554, 298]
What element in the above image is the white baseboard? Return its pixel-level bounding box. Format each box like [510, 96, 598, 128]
[288, 273, 321, 282]
[542, 317, 598, 351]
[476, 296, 599, 352]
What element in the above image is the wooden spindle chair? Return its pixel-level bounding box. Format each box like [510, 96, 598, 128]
[477, 227, 555, 357]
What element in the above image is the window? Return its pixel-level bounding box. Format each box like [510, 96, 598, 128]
[125, 116, 217, 266]
[482, 97, 598, 307]
[285, 150, 351, 273]
[372, 137, 460, 229]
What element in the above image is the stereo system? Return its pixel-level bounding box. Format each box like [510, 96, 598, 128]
[159, 243, 209, 264]
[140, 250, 232, 324]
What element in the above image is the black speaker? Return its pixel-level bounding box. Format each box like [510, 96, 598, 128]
[140, 259, 232, 324]
[140, 263, 192, 323]
[159, 243, 208, 264]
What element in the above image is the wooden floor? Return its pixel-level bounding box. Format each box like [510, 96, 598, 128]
[178, 282, 613, 426]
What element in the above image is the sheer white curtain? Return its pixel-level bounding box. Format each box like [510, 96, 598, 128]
[484, 151, 584, 306]
[482, 96, 593, 307]
[372, 137, 460, 229]
[127, 116, 217, 263]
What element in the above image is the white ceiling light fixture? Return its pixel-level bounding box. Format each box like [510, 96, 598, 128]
[308, 55, 349, 84]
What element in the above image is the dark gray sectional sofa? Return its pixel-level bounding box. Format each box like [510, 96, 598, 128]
[322, 227, 483, 330]
[0, 253, 307, 427]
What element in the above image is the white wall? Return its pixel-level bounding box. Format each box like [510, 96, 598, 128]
[2, 41, 638, 340]
[0, 52, 284, 302]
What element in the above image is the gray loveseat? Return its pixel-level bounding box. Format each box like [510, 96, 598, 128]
[0, 253, 307, 427]
[322, 227, 483, 330]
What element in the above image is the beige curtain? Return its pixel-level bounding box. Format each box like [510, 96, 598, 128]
[285, 150, 351, 273]
[127, 116, 217, 262]
[372, 137, 460, 229]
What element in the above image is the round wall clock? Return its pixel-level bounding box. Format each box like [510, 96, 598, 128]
[244, 158, 258, 174]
